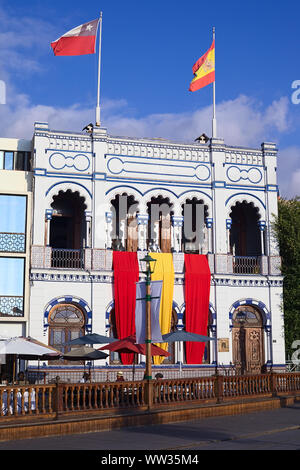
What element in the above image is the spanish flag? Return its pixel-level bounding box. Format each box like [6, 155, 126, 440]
[189, 40, 215, 92]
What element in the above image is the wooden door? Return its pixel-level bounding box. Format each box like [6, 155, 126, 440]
[232, 326, 264, 375]
[232, 328, 246, 375]
[245, 328, 264, 375]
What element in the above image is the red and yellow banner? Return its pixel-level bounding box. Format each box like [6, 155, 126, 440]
[189, 40, 215, 92]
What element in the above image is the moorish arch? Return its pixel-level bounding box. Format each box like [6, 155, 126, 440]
[146, 194, 174, 252]
[109, 192, 140, 251]
[225, 193, 266, 220]
[45, 181, 92, 212]
[228, 200, 262, 257]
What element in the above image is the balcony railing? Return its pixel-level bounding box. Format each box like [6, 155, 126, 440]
[51, 249, 84, 270]
[0, 232, 25, 253]
[0, 296, 23, 317]
[31, 247, 281, 276]
[233, 256, 260, 274]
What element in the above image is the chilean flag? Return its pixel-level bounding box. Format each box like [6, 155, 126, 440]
[51, 19, 99, 56]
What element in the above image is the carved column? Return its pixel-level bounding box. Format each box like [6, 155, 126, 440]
[171, 215, 183, 252]
[258, 220, 266, 255]
[105, 211, 113, 249]
[137, 214, 149, 251]
[206, 217, 213, 253]
[45, 209, 53, 247]
[226, 218, 232, 254]
[84, 211, 92, 248]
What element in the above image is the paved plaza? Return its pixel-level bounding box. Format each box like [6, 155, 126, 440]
[0, 401, 299, 452]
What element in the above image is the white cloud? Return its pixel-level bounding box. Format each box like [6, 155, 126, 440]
[0, 3, 297, 198]
[277, 146, 300, 198]
[0, 85, 298, 198]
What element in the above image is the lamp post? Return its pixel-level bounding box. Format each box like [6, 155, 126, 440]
[141, 253, 157, 409]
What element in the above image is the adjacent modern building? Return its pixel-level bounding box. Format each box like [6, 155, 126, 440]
[0, 138, 33, 342]
[26, 121, 285, 374]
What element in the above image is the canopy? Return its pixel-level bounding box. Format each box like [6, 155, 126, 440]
[66, 333, 116, 346]
[0, 336, 60, 358]
[62, 346, 108, 361]
[99, 335, 170, 357]
[161, 330, 216, 343]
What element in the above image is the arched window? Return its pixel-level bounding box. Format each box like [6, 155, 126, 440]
[110, 193, 139, 252]
[50, 190, 87, 250]
[48, 303, 85, 363]
[181, 198, 208, 253]
[229, 201, 261, 256]
[147, 196, 173, 253]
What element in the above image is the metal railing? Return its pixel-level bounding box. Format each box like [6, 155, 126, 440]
[51, 248, 84, 269]
[0, 295, 23, 317]
[0, 232, 25, 253]
[233, 256, 260, 274]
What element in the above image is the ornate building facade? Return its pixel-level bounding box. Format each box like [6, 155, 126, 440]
[28, 121, 285, 373]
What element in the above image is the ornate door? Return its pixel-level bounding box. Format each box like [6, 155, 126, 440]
[232, 306, 264, 375]
[245, 328, 264, 374]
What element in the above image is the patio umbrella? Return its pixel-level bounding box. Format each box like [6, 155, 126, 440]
[66, 333, 117, 346]
[0, 336, 61, 382]
[159, 330, 216, 376]
[99, 335, 170, 357]
[161, 330, 216, 343]
[99, 335, 170, 380]
[62, 346, 108, 381]
[0, 336, 61, 357]
[62, 346, 108, 361]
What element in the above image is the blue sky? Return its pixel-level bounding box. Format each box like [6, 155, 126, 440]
[0, 0, 299, 197]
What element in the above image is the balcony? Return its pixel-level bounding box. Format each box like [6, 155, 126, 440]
[31, 246, 113, 271]
[31, 246, 282, 276]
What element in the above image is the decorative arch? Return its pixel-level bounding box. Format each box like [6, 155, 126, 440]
[45, 181, 92, 212]
[143, 188, 177, 210]
[178, 190, 212, 216]
[228, 298, 270, 329]
[43, 295, 92, 335]
[225, 192, 266, 219]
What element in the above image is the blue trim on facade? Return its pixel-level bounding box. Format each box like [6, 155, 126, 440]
[229, 298, 271, 327]
[45, 181, 93, 199]
[43, 295, 92, 334]
[225, 192, 266, 209]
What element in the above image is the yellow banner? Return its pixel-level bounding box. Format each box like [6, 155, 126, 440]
[150, 253, 174, 365]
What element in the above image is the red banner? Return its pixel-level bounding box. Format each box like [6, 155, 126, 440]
[184, 254, 211, 364]
[113, 251, 139, 364]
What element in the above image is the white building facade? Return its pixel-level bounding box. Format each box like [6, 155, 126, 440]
[29, 122, 285, 374]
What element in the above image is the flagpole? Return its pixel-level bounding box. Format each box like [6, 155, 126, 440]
[212, 26, 217, 139]
[95, 12, 103, 127]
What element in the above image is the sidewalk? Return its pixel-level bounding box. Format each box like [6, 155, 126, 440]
[0, 399, 299, 450]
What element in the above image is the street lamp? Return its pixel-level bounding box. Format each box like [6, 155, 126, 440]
[140, 253, 157, 385]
